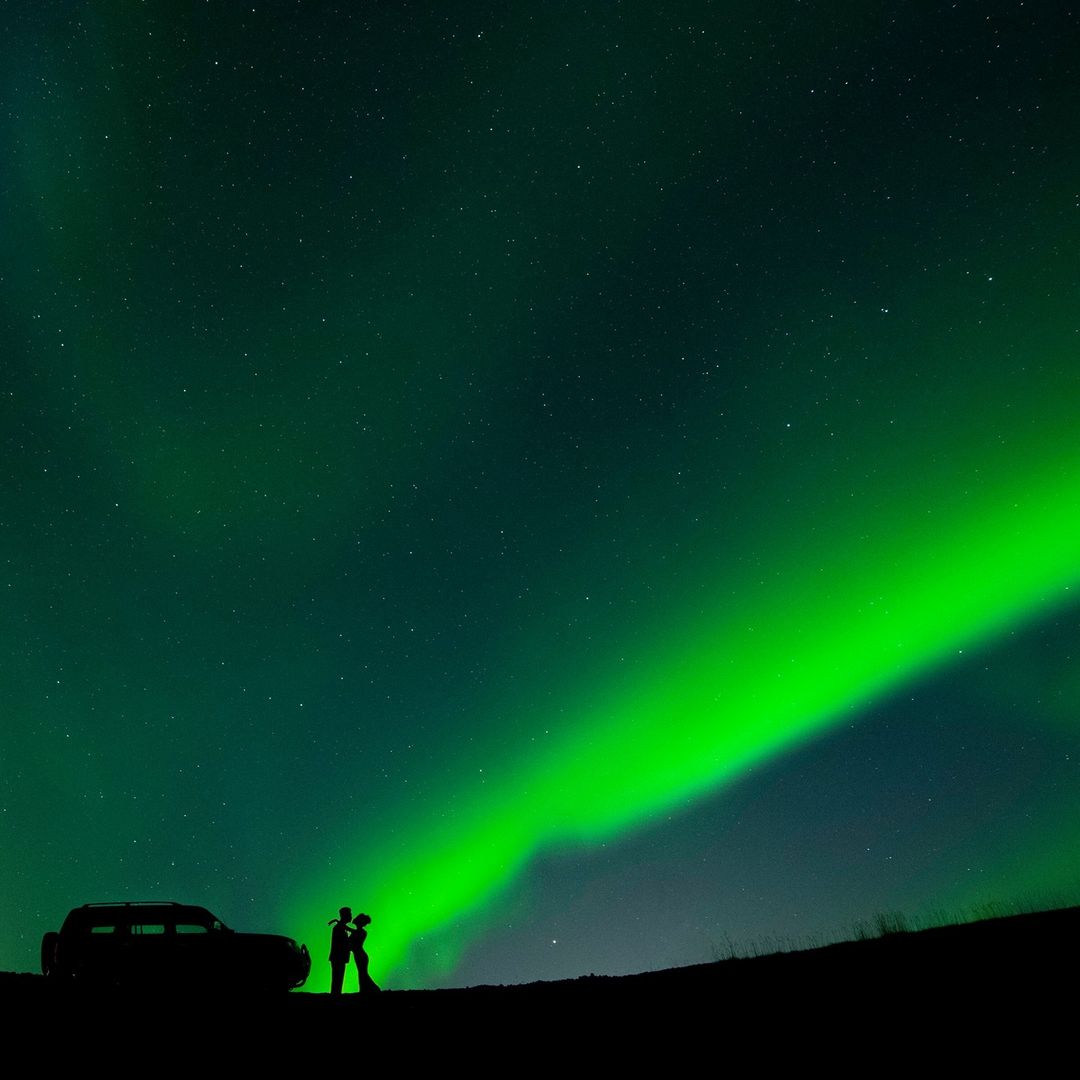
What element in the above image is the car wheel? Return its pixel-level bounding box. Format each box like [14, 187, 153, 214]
[41, 932, 59, 976]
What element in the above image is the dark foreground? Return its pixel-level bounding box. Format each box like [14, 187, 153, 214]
[4, 905, 1076, 1059]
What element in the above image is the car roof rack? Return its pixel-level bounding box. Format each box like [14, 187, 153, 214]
[80, 901, 185, 908]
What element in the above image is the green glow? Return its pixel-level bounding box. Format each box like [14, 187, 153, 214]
[7, 0, 1079, 987]
[291, 439, 1080, 987]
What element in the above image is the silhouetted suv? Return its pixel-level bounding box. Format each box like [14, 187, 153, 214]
[41, 901, 311, 992]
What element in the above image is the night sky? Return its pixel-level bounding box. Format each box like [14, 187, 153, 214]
[3, 2, 1080, 990]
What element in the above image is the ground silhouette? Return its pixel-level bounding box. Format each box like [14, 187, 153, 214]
[4, 904, 1076, 1056]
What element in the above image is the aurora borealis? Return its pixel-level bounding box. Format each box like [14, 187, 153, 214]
[3, 2, 1080, 990]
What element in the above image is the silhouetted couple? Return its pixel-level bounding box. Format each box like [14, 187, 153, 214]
[328, 906, 381, 995]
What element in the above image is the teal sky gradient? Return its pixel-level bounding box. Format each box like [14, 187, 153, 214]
[3, 2, 1078, 986]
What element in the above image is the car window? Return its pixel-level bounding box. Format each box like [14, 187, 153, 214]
[132, 923, 167, 935]
[176, 924, 209, 934]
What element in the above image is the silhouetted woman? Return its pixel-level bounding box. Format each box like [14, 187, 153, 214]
[349, 913, 381, 993]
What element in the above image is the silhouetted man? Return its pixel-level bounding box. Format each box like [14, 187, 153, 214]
[329, 906, 353, 995]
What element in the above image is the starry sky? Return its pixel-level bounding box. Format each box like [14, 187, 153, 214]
[3, 2, 1080, 990]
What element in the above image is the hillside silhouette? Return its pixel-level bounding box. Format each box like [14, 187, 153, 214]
[5, 903, 1077, 1047]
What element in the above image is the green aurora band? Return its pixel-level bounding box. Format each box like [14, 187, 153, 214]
[291, 426, 1080, 988]
[7, 0, 1080, 988]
